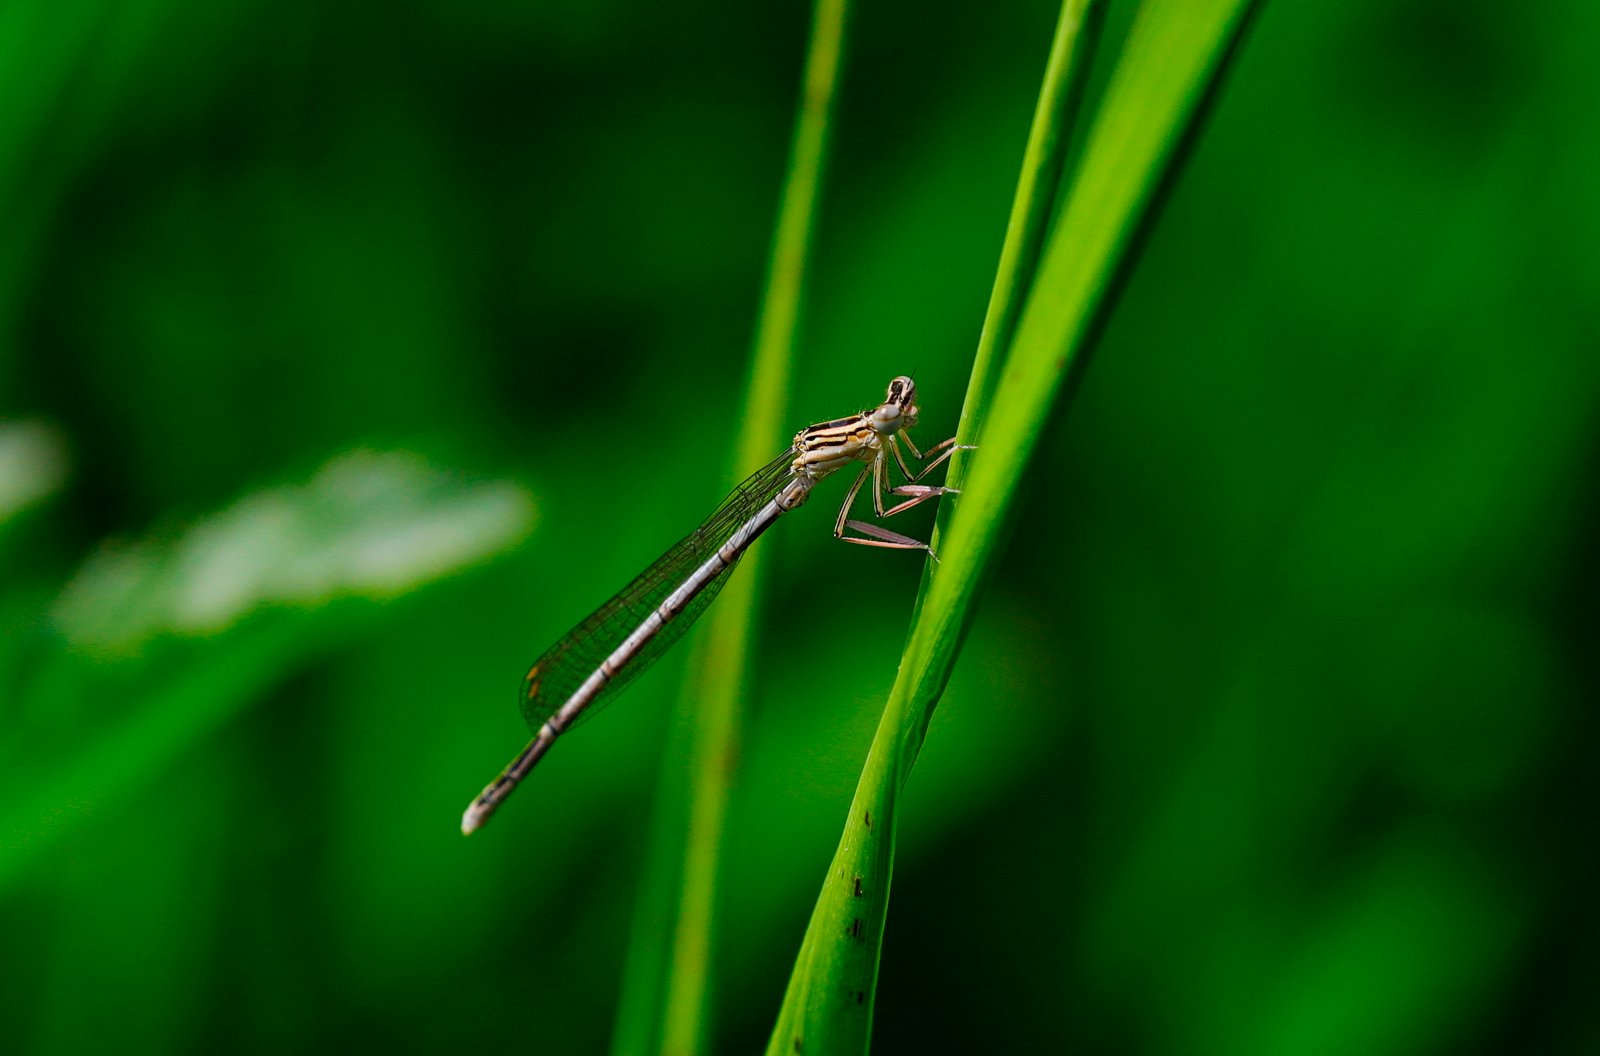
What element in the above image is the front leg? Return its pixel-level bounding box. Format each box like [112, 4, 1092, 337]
[891, 433, 975, 484]
[878, 435, 974, 518]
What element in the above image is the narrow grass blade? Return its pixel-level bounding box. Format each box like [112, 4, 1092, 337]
[766, 2, 1264, 1053]
[609, 2, 851, 1053]
[948, 0, 1104, 475]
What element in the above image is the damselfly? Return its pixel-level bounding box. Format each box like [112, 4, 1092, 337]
[462, 376, 966, 834]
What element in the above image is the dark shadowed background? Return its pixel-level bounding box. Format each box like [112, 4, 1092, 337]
[2, 0, 1597, 1053]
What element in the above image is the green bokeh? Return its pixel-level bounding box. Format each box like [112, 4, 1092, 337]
[2, 1, 1595, 1054]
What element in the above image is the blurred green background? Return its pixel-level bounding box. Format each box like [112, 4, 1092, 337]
[3, 0, 1597, 1053]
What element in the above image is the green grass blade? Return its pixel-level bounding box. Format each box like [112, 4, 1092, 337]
[765, 2, 1263, 1053]
[608, 2, 851, 1053]
[948, 0, 1104, 472]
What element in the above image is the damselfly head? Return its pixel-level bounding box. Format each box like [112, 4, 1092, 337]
[872, 375, 919, 434]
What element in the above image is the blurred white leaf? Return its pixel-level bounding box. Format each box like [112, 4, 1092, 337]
[0, 419, 69, 523]
[52, 449, 535, 653]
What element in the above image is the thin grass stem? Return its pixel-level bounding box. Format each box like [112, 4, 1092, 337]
[609, 3, 852, 1054]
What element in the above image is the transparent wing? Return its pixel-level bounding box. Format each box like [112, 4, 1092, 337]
[518, 448, 797, 732]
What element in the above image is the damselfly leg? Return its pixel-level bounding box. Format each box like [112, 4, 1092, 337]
[835, 433, 974, 552]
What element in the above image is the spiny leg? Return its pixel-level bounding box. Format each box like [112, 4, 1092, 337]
[840, 518, 933, 552]
[833, 464, 873, 539]
[892, 433, 973, 483]
[834, 457, 930, 551]
[880, 434, 974, 517]
[835, 437, 974, 553]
